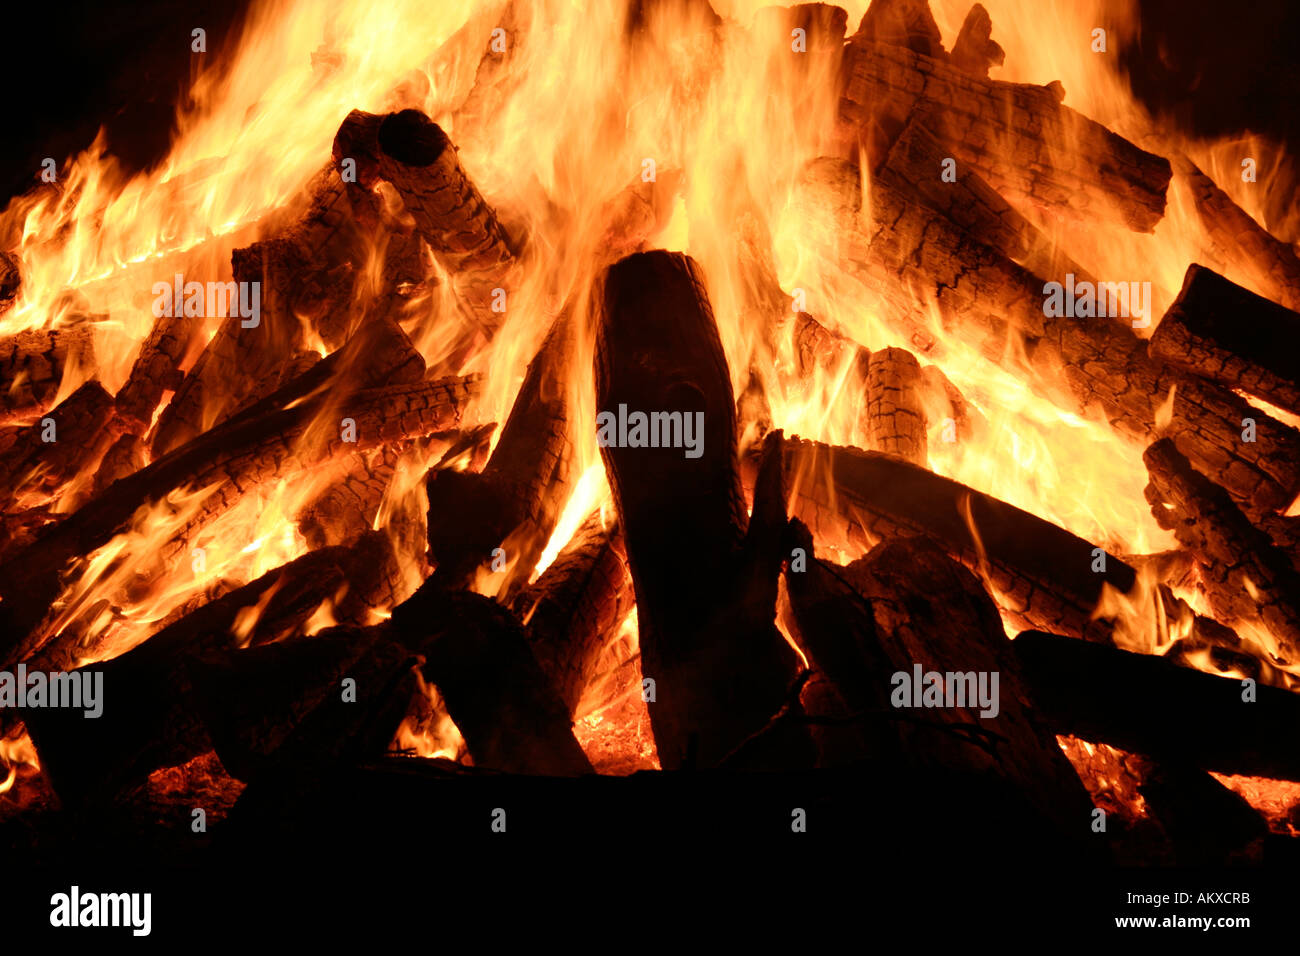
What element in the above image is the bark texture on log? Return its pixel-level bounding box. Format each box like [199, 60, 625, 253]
[796, 157, 1300, 517]
[115, 310, 203, 431]
[511, 509, 634, 718]
[1150, 263, 1300, 417]
[865, 346, 928, 465]
[0, 381, 117, 509]
[0, 328, 94, 419]
[0, 375, 479, 657]
[390, 583, 592, 776]
[596, 251, 809, 770]
[840, 39, 1171, 231]
[334, 109, 516, 339]
[1143, 438, 1300, 662]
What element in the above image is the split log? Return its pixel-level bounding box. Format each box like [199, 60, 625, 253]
[1135, 761, 1270, 866]
[1014, 630, 1300, 781]
[769, 436, 1232, 651]
[1149, 263, 1300, 418]
[333, 109, 516, 340]
[1172, 156, 1300, 312]
[425, 314, 573, 599]
[864, 347, 927, 465]
[389, 583, 592, 776]
[511, 509, 634, 718]
[0, 374, 479, 658]
[0, 381, 117, 509]
[0, 327, 94, 419]
[796, 157, 1300, 516]
[1143, 438, 1300, 662]
[950, 3, 1003, 77]
[840, 39, 1172, 231]
[596, 250, 809, 770]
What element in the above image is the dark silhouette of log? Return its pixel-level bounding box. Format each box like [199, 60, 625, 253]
[389, 583, 592, 776]
[950, 4, 1003, 77]
[596, 250, 809, 770]
[1143, 438, 1300, 662]
[1014, 630, 1300, 782]
[1149, 263, 1300, 417]
[840, 39, 1171, 231]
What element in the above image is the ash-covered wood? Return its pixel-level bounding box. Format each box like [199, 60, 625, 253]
[840, 39, 1171, 231]
[1150, 263, 1300, 417]
[596, 250, 809, 770]
[333, 108, 516, 339]
[390, 583, 592, 775]
[1015, 630, 1300, 781]
[1143, 438, 1300, 662]
[511, 509, 634, 718]
[0, 327, 95, 420]
[865, 347, 928, 465]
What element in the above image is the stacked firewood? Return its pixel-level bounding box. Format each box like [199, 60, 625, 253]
[2, 0, 1299, 863]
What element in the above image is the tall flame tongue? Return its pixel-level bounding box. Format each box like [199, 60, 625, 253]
[0, 0, 1297, 809]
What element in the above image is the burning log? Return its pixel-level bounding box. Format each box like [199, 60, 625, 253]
[426, 314, 574, 598]
[1172, 156, 1300, 313]
[16, 542, 377, 803]
[511, 509, 634, 718]
[453, 0, 535, 150]
[834, 536, 1098, 836]
[596, 250, 809, 770]
[1149, 264, 1300, 418]
[0, 250, 20, 315]
[333, 109, 516, 339]
[1015, 630, 1300, 782]
[769, 437, 1227, 649]
[949, 3, 1004, 77]
[0, 374, 479, 655]
[0, 381, 117, 510]
[798, 157, 1300, 516]
[297, 444, 406, 550]
[864, 347, 928, 465]
[390, 583, 592, 775]
[851, 0, 945, 57]
[193, 624, 418, 783]
[840, 39, 1172, 231]
[0, 327, 95, 419]
[1143, 438, 1300, 662]
[115, 310, 204, 432]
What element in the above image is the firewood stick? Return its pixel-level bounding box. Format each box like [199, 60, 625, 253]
[767, 436, 1233, 652]
[0, 374, 480, 658]
[0, 327, 95, 420]
[864, 346, 928, 465]
[1015, 630, 1300, 781]
[511, 509, 634, 718]
[296, 443, 406, 550]
[1172, 156, 1300, 312]
[1149, 263, 1300, 417]
[333, 109, 516, 339]
[1143, 438, 1300, 662]
[115, 309, 204, 432]
[840, 39, 1172, 231]
[390, 583, 593, 776]
[425, 312, 573, 599]
[596, 250, 809, 770]
[0, 381, 118, 510]
[797, 156, 1300, 517]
